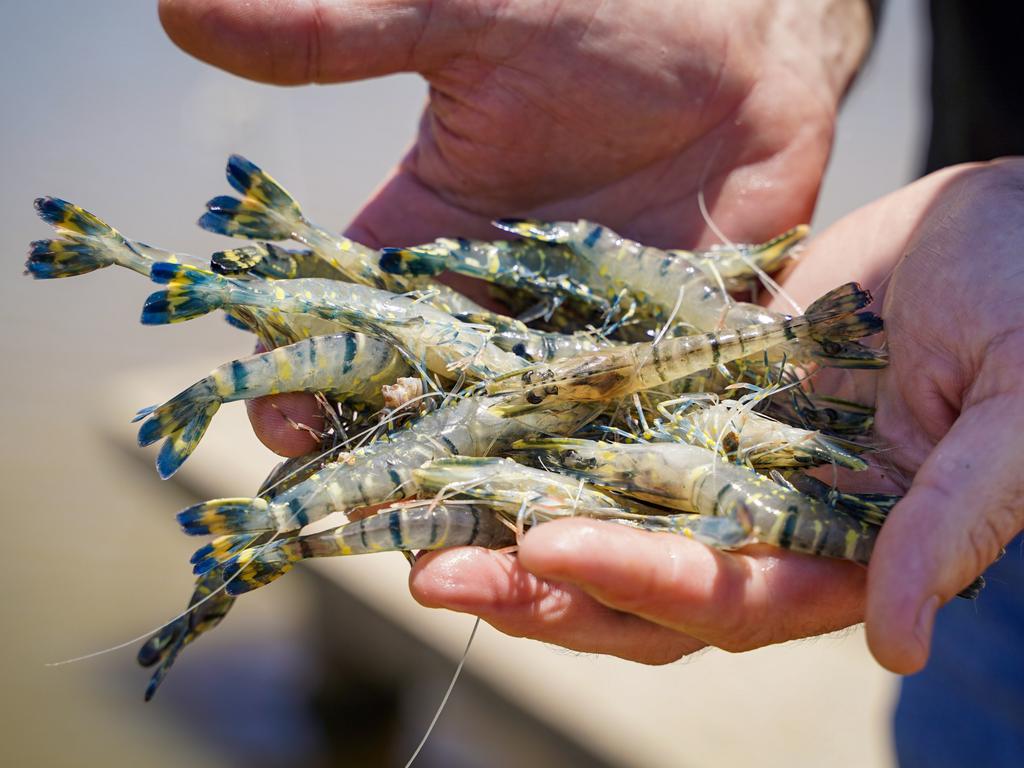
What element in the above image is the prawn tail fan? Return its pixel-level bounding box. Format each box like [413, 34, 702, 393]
[141, 263, 228, 325]
[177, 497, 277, 536]
[135, 380, 221, 478]
[221, 540, 302, 595]
[198, 154, 303, 241]
[33, 196, 119, 239]
[802, 283, 886, 368]
[27, 198, 148, 278]
[137, 570, 236, 701]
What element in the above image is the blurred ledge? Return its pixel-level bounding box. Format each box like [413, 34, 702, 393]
[101, 363, 899, 768]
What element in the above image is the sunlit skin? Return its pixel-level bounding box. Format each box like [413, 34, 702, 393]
[147, 1, 1024, 675]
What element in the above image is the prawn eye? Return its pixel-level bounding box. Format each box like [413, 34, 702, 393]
[526, 389, 545, 404]
[824, 408, 840, 423]
[822, 340, 842, 356]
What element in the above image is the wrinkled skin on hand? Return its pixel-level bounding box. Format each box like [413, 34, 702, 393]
[159, 0, 870, 453]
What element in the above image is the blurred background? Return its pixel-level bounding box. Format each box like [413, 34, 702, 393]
[2, 2, 929, 766]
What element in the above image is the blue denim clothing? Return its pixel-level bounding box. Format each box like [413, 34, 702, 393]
[894, 533, 1024, 767]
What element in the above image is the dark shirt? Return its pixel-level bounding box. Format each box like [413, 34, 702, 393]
[925, 3, 1024, 171]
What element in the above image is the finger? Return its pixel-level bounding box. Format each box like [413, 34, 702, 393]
[867, 393, 1024, 674]
[518, 519, 866, 652]
[410, 547, 706, 664]
[158, 0, 466, 85]
[246, 392, 322, 457]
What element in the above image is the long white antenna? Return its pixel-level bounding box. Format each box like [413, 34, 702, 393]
[404, 617, 481, 768]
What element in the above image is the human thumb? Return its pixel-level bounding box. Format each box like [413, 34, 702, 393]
[866, 395, 1024, 674]
[159, 0, 467, 85]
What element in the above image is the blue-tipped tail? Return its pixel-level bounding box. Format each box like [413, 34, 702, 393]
[197, 155, 302, 240]
[33, 196, 115, 238]
[190, 532, 272, 575]
[177, 497, 275, 535]
[141, 263, 226, 325]
[154, 403, 220, 479]
[136, 381, 221, 478]
[222, 540, 301, 595]
[137, 569, 235, 701]
[26, 238, 113, 279]
[225, 154, 300, 213]
[27, 198, 130, 278]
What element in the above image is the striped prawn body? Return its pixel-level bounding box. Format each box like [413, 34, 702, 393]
[383, 220, 806, 329]
[487, 283, 882, 412]
[176, 397, 594, 537]
[210, 502, 515, 594]
[135, 332, 409, 478]
[518, 438, 877, 565]
[649, 398, 867, 471]
[142, 263, 527, 381]
[493, 218, 805, 330]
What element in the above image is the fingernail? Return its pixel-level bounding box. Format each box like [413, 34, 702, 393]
[914, 595, 940, 658]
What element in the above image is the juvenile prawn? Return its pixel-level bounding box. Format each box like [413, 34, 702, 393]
[199, 458, 751, 594]
[413, 456, 753, 546]
[201, 502, 516, 594]
[515, 437, 878, 565]
[135, 332, 410, 478]
[492, 218, 806, 330]
[141, 263, 527, 381]
[175, 396, 595, 537]
[381, 222, 807, 329]
[646, 393, 868, 471]
[486, 283, 882, 413]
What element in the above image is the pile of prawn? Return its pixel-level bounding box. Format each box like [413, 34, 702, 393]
[26, 155, 980, 700]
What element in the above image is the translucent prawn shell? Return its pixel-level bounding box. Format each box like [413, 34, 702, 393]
[498, 218, 790, 331]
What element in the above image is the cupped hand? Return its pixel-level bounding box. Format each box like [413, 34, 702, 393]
[410, 159, 1024, 674]
[160, 0, 871, 454]
[773, 158, 1024, 673]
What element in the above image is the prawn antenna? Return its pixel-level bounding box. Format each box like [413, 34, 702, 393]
[403, 618, 480, 768]
[695, 142, 803, 315]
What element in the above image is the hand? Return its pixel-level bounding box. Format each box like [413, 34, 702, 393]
[409, 159, 1024, 674]
[773, 158, 1024, 672]
[159, 0, 872, 454]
